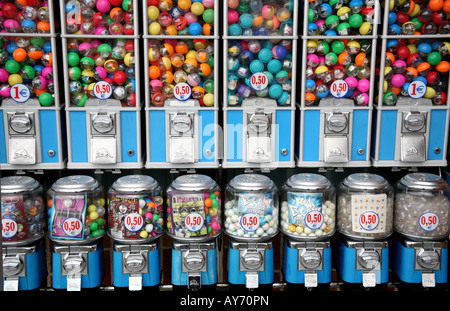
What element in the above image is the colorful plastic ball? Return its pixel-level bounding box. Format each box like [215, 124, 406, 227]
[391, 74, 406, 88]
[191, 2, 205, 15]
[188, 22, 203, 35]
[39, 93, 54, 106]
[9, 74, 23, 86]
[96, 0, 111, 13]
[436, 60, 450, 72]
[0, 69, 9, 83]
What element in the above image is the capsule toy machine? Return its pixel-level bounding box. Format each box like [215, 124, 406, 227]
[47, 175, 106, 291]
[392, 173, 449, 290]
[372, 1, 450, 167]
[144, 0, 220, 169]
[223, 0, 298, 170]
[297, 0, 378, 168]
[166, 174, 222, 291]
[336, 173, 394, 290]
[280, 173, 336, 291]
[0, 1, 66, 171]
[61, 0, 143, 170]
[1, 176, 47, 291]
[224, 174, 279, 291]
[107, 175, 164, 291]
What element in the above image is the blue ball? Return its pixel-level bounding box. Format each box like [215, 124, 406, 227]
[267, 59, 282, 74]
[228, 24, 242, 36]
[239, 13, 253, 29]
[188, 22, 203, 36]
[273, 45, 287, 60]
[258, 48, 273, 63]
[249, 60, 264, 73]
[269, 84, 283, 99]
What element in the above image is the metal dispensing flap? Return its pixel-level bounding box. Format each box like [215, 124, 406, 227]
[343, 173, 390, 191]
[242, 97, 277, 109]
[399, 173, 448, 191]
[2, 98, 40, 108]
[166, 99, 199, 108]
[171, 174, 217, 192]
[285, 173, 332, 191]
[229, 174, 275, 191]
[51, 175, 99, 193]
[111, 175, 160, 192]
[397, 97, 432, 107]
[1, 176, 40, 194]
[318, 97, 354, 108]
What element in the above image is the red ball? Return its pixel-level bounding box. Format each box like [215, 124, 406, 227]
[129, 93, 136, 106]
[426, 71, 438, 85]
[148, 0, 159, 6]
[397, 46, 410, 59]
[396, 12, 410, 24]
[2, 3, 17, 19]
[105, 77, 114, 84]
[113, 71, 127, 85]
[124, 40, 135, 52]
[109, 0, 123, 6]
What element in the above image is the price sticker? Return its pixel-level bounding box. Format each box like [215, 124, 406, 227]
[2, 219, 18, 238]
[10, 84, 31, 103]
[330, 80, 348, 98]
[408, 80, 426, 99]
[250, 72, 269, 91]
[418, 212, 439, 232]
[93, 81, 113, 100]
[185, 212, 204, 232]
[305, 210, 324, 230]
[124, 213, 144, 232]
[62, 217, 83, 237]
[174, 82, 192, 101]
[359, 211, 380, 231]
[240, 213, 260, 232]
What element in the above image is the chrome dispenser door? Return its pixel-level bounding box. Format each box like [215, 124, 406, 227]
[400, 111, 427, 162]
[8, 112, 36, 165]
[90, 112, 117, 164]
[169, 112, 195, 163]
[323, 112, 349, 163]
[246, 110, 272, 163]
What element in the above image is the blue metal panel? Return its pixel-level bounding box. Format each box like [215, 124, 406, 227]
[276, 110, 291, 162]
[226, 110, 243, 162]
[351, 109, 369, 161]
[303, 110, 320, 161]
[428, 109, 448, 161]
[69, 111, 88, 163]
[171, 246, 217, 286]
[378, 110, 397, 161]
[198, 110, 215, 162]
[0, 110, 6, 163]
[149, 110, 166, 162]
[228, 245, 274, 285]
[39, 110, 59, 163]
[120, 111, 138, 162]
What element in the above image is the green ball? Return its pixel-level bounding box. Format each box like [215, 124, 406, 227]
[204, 79, 214, 93]
[427, 52, 442, 66]
[331, 41, 345, 54]
[5, 60, 20, 74]
[39, 93, 54, 106]
[89, 221, 99, 232]
[203, 9, 214, 24]
[30, 37, 45, 47]
[237, 2, 249, 13]
[22, 65, 36, 79]
[69, 67, 81, 80]
[68, 52, 80, 66]
[349, 14, 363, 28]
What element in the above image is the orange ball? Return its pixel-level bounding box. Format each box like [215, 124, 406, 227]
[149, 65, 161, 79]
[444, 0, 450, 13]
[37, 21, 50, 32]
[163, 42, 174, 56]
[202, 23, 211, 36]
[429, 0, 444, 11]
[305, 92, 316, 101]
[200, 63, 211, 76]
[166, 25, 178, 35]
[47, 199, 53, 208]
[205, 198, 213, 208]
[165, 71, 174, 83]
[354, 53, 366, 66]
[175, 43, 189, 54]
[34, 88, 48, 96]
[147, 201, 156, 208]
[390, 86, 401, 95]
[338, 51, 349, 65]
[228, 0, 239, 9]
[253, 16, 264, 27]
[437, 60, 450, 72]
[13, 48, 27, 62]
[28, 50, 43, 60]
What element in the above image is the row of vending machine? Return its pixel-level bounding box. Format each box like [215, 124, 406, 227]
[1, 0, 450, 173]
[1, 172, 449, 291]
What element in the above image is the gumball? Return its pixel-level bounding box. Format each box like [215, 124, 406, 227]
[96, 0, 111, 13]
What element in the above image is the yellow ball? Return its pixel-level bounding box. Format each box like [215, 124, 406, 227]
[185, 50, 197, 60]
[203, 93, 214, 106]
[88, 204, 97, 213]
[8, 74, 23, 86]
[148, 6, 159, 20]
[149, 22, 161, 35]
[90, 211, 99, 220]
[425, 87, 436, 99]
[191, 2, 205, 15]
[359, 22, 371, 35]
[162, 56, 172, 70]
[288, 224, 295, 232]
[140, 230, 149, 239]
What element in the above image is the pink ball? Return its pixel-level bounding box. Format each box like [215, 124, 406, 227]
[96, 0, 111, 13]
[0, 69, 9, 83]
[228, 10, 239, 24]
[307, 54, 319, 66]
[42, 67, 53, 80]
[391, 74, 406, 88]
[95, 26, 107, 35]
[145, 212, 153, 219]
[357, 78, 370, 93]
[345, 76, 358, 89]
[0, 87, 11, 97]
[95, 67, 107, 79]
[185, 12, 198, 24]
[202, 0, 214, 8]
[261, 5, 274, 19]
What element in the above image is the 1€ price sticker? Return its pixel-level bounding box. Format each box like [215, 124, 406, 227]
[62, 217, 83, 237]
[330, 80, 348, 98]
[408, 80, 426, 99]
[124, 213, 144, 232]
[174, 82, 192, 101]
[185, 213, 204, 232]
[10, 83, 31, 103]
[250, 72, 269, 91]
[419, 212, 439, 232]
[305, 210, 324, 230]
[93, 81, 113, 100]
[240, 213, 260, 232]
[2, 219, 18, 238]
[359, 211, 380, 231]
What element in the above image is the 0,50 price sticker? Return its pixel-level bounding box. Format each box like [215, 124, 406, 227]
[62, 218, 83, 237]
[330, 80, 348, 98]
[419, 212, 439, 232]
[124, 213, 144, 232]
[359, 211, 379, 231]
[185, 213, 204, 232]
[174, 83, 192, 101]
[250, 72, 269, 91]
[2, 219, 18, 238]
[240, 213, 260, 232]
[305, 210, 324, 230]
[93, 81, 113, 100]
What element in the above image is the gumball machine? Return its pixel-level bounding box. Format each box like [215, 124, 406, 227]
[0, 1, 66, 171]
[280, 173, 336, 291]
[1, 176, 47, 291]
[392, 173, 449, 290]
[224, 174, 279, 291]
[107, 175, 164, 291]
[371, 3, 450, 167]
[60, 0, 143, 170]
[336, 173, 394, 290]
[47, 175, 106, 291]
[166, 174, 222, 291]
[223, 0, 298, 169]
[144, 1, 220, 169]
